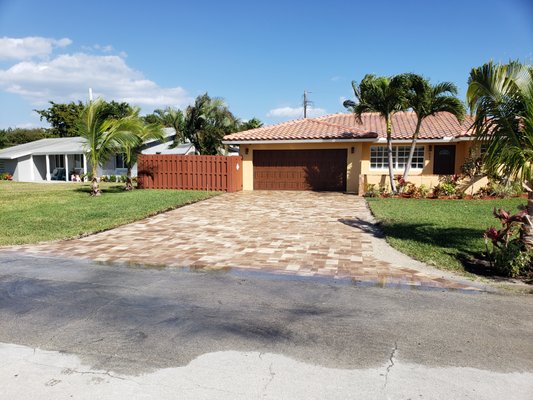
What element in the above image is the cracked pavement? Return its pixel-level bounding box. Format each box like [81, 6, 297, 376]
[0, 254, 532, 399]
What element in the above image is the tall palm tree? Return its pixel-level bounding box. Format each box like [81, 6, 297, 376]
[401, 74, 466, 181]
[78, 98, 139, 196]
[343, 74, 409, 193]
[467, 60, 533, 246]
[184, 93, 238, 155]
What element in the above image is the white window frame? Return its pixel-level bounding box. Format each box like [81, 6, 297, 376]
[370, 145, 425, 170]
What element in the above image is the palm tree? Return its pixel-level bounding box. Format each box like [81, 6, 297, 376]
[153, 107, 186, 145]
[239, 117, 263, 131]
[78, 98, 139, 196]
[467, 60, 533, 246]
[122, 116, 164, 191]
[184, 93, 238, 155]
[343, 74, 409, 193]
[401, 74, 466, 182]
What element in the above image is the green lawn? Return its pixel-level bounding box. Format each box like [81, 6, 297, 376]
[0, 181, 219, 246]
[366, 197, 527, 273]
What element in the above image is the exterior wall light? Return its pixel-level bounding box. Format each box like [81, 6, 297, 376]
[245, 147, 249, 155]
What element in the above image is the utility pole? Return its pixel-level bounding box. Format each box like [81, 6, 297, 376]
[303, 90, 313, 118]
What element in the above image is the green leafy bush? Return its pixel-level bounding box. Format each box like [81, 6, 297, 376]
[109, 175, 117, 182]
[433, 182, 456, 197]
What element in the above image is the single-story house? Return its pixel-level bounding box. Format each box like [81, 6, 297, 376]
[0, 128, 196, 182]
[222, 111, 479, 194]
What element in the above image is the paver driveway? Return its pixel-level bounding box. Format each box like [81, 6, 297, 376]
[9, 191, 479, 290]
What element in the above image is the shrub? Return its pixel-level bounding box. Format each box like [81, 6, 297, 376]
[433, 182, 456, 197]
[484, 207, 533, 277]
[100, 175, 108, 182]
[109, 175, 117, 182]
[363, 183, 390, 198]
[363, 184, 381, 198]
[0, 172, 13, 180]
[474, 181, 524, 199]
[417, 184, 429, 198]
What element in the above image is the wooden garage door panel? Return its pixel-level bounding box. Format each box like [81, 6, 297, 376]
[253, 149, 347, 191]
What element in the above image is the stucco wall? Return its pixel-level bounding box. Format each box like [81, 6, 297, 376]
[33, 155, 47, 181]
[14, 155, 34, 181]
[239, 142, 360, 192]
[239, 141, 476, 194]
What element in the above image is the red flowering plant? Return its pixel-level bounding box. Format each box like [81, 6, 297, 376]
[484, 208, 528, 249]
[484, 207, 532, 277]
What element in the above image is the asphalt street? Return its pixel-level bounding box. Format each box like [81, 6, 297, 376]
[1, 253, 532, 399]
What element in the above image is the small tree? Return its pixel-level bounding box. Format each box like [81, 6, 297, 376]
[344, 74, 409, 193]
[78, 99, 139, 196]
[121, 114, 164, 190]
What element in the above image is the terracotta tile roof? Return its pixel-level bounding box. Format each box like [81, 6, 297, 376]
[223, 118, 377, 142]
[223, 111, 475, 142]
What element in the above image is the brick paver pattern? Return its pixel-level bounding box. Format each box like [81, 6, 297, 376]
[7, 191, 479, 290]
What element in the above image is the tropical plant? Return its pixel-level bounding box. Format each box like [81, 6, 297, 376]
[238, 117, 263, 131]
[77, 98, 140, 196]
[146, 107, 185, 145]
[484, 207, 532, 277]
[184, 93, 239, 155]
[121, 112, 164, 190]
[467, 60, 533, 246]
[400, 74, 466, 182]
[344, 74, 409, 193]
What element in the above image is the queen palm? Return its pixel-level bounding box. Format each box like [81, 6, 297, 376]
[343, 74, 409, 193]
[401, 74, 466, 182]
[78, 98, 139, 196]
[467, 61, 533, 246]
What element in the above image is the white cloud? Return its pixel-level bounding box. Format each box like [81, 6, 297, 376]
[0, 36, 72, 60]
[0, 52, 193, 110]
[267, 106, 327, 119]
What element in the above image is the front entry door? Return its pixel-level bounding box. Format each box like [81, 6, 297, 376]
[433, 145, 456, 175]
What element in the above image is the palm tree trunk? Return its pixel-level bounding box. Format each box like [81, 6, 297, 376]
[523, 190, 533, 249]
[125, 166, 133, 191]
[386, 116, 397, 193]
[403, 118, 423, 183]
[90, 163, 100, 196]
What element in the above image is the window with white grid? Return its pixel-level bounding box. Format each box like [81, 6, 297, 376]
[370, 146, 424, 170]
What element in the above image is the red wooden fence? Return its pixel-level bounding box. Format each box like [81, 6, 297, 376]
[137, 155, 243, 192]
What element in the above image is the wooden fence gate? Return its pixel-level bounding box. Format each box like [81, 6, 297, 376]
[137, 155, 243, 192]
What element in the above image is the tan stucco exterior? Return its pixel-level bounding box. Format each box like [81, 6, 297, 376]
[239, 141, 476, 194]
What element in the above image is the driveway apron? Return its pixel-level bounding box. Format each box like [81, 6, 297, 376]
[5, 191, 479, 290]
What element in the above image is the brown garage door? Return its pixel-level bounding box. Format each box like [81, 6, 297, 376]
[253, 149, 347, 191]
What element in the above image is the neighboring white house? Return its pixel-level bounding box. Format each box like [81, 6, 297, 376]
[0, 128, 196, 182]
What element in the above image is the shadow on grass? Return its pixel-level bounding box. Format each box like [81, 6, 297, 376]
[341, 218, 489, 271]
[73, 184, 127, 194]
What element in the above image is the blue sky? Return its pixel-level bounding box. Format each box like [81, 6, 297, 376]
[0, 0, 531, 129]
